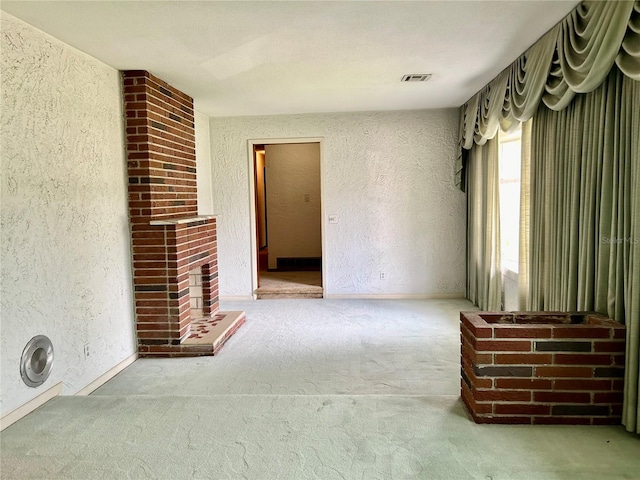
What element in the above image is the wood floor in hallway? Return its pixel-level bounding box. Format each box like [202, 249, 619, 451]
[256, 270, 322, 299]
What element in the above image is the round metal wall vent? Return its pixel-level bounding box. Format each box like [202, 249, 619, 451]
[20, 335, 54, 388]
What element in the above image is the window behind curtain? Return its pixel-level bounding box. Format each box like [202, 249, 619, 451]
[498, 128, 522, 275]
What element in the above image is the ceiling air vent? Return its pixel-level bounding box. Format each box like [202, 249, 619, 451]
[401, 74, 432, 82]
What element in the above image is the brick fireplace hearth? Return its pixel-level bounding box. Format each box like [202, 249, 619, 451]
[123, 70, 244, 357]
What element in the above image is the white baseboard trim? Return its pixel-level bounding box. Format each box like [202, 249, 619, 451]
[220, 295, 255, 302]
[221, 294, 468, 301]
[1, 382, 63, 432]
[75, 353, 137, 396]
[324, 293, 466, 300]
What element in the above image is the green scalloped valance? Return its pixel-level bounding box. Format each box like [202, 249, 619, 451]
[458, 0, 640, 156]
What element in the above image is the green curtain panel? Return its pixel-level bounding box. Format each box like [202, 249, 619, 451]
[622, 71, 640, 433]
[518, 121, 532, 310]
[466, 138, 502, 311]
[528, 67, 640, 433]
[627, 101, 640, 433]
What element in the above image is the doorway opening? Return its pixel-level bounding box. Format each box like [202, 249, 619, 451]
[250, 141, 323, 299]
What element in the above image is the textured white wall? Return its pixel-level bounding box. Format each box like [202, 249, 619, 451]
[0, 13, 136, 416]
[265, 143, 322, 269]
[195, 109, 214, 215]
[209, 109, 465, 297]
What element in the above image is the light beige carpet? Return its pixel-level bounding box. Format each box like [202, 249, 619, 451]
[2, 299, 639, 479]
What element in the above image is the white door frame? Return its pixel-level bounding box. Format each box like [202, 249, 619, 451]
[247, 137, 326, 299]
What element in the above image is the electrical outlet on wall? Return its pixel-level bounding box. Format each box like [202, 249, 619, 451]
[84, 344, 90, 358]
[380, 272, 385, 280]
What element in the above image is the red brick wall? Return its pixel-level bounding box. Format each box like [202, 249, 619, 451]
[124, 70, 197, 220]
[460, 312, 625, 425]
[123, 70, 219, 356]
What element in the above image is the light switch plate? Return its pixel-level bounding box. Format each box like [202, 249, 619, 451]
[328, 214, 338, 224]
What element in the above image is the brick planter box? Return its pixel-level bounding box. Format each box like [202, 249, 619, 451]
[460, 311, 625, 425]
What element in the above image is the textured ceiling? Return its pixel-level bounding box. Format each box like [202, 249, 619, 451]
[1, 1, 580, 117]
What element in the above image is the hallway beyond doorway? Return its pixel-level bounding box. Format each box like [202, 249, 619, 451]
[251, 139, 324, 298]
